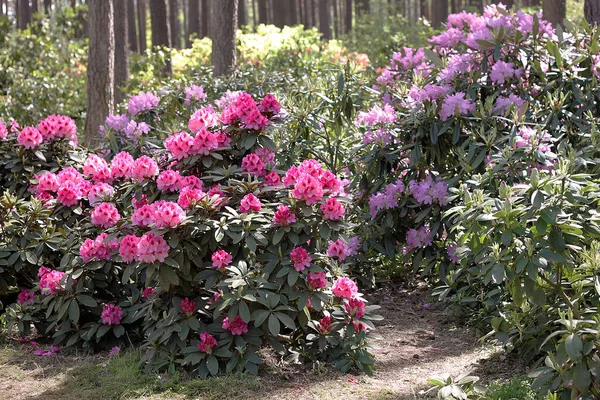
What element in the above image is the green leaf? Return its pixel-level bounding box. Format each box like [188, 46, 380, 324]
[76, 295, 98, 308]
[548, 230, 565, 251]
[158, 264, 180, 288]
[491, 264, 505, 284]
[572, 362, 591, 393]
[268, 314, 280, 336]
[206, 355, 219, 376]
[239, 301, 250, 323]
[69, 300, 80, 324]
[275, 312, 296, 330]
[565, 333, 583, 362]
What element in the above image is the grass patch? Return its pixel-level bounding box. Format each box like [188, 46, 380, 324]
[484, 375, 541, 400]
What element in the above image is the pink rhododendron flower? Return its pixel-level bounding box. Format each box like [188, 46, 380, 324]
[405, 226, 434, 249]
[142, 287, 156, 299]
[409, 177, 448, 206]
[184, 85, 207, 105]
[212, 250, 232, 270]
[307, 271, 327, 290]
[38, 267, 66, 295]
[222, 315, 248, 335]
[290, 247, 312, 271]
[240, 193, 262, 213]
[0, 121, 7, 140]
[110, 151, 135, 179]
[345, 298, 366, 319]
[154, 201, 186, 228]
[254, 147, 275, 163]
[188, 106, 220, 132]
[264, 171, 282, 187]
[83, 154, 112, 183]
[180, 175, 204, 190]
[131, 204, 156, 226]
[105, 114, 130, 132]
[57, 181, 82, 207]
[157, 170, 182, 192]
[198, 332, 218, 353]
[318, 316, 332, 334]
[356, 104, 397, 127]
[332, 277, 358, 299]
[17, 289, 35, 305]
[136, 233, 170, 263]
[320, 197, 345, 220]
[241, 153, 266, 176]
[273, 205, 296, 226]
[57, 167, 83, 184]
[34, 345, 60, 357]
[80, 233, 119, 262]
[119, 235, 140, 263]
[108, 346, 121, 357]
[131, 156, 159, 181]
[180, 297, 196, 315]
[258, 93, 281, 114]
[439, 92, 476, 121]
[319, 170, 342, 194]
[489, 61, 520, 84]
[87, 182, 115, 205]
[36, 172, 60, 192]
[17, 126, 43, 149]
[178, 187, 205, 209]
[90, 202, 120, 228]
[352, 321, 368, 332]
[369, 179, 405, 218]
[165, 131, 195, 160]
[291, 173, 324, 205]
[38, 115, 77, 143]
[327, 240, 351, 261]
[128, 91, 159, 115]
[101, 304, 123, 325]
[192, 128, 219, 155]
[76, 180, 93, 197]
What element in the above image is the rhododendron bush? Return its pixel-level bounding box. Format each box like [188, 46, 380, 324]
[3, 92, 380, 377]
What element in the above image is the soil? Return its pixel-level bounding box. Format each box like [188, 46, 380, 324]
[0, 285, 528, 400]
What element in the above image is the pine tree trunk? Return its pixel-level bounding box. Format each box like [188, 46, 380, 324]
[188, 0, 200, 45]
[43, 0, 52, 13]
[332, 0, 339, 38]
[85, 0, 114, 145]
[31, 0, 38, 15]
[355, 0, 368, 16]
[258, 0, 267, 24]
[319, 0, 331, 39]
[344, 0, 352, 32]
[542, 0, 565, 27]
[421, 0, 429, 20]
[114, 0, 129, 105]
[212, 0, 238, 76]
[252, 0, 257, 27]
[201, 0, 209, 37]
[169, 0, 181, 48]
[289, 0, 299, 25]
[273, 0, 286, 27]
[431, 0, 448, 28]
[149, 0, 172, 73]
[138, 0, 147, 52]
[585, 0, 600, 26]
[238, 0, 247, 26]
[127, 0, 138, 52]
[18, 0, 31, 29]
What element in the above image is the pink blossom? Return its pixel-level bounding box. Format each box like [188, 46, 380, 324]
[405, 226, 434, 249]
[34, 345, 60, 357]
[198, 332, 218, 353]
[240, 193, 262, 213]
[80, 233, 119, 262]
[188, 106, 220, 132]
[119, 235, 140, 263]
[108, 346, 121, 357]
[180, 175, 204, 190]
[184, 85, 207, 105]
[356, 104, 397, 127]
[37, 114, 77, 143]
[157, 170, 182, 192]
[254, 147, 275, 163]
[307, 271, 327, 290]
[345, 298, 366, 319]
[83, 155, 112, 183]
[57, 181, 81, 207]
[331, 277, 358, 299]
[131, 204, 156, 226]
[290, 247, 312, 271]
[222, 315, 248, 335]
[318, 316, 332, 334]
[154, 201, 186, 228]
[131, 156, 159, 181]
[136, 233, 170, 263]
[212, 250, 232, 271]
[439, 92, 476, 121]
[57, 167, 83, 185]
[258, 93, 281, 115]
[165, 132, 195, 160]
[241, 153, 266, 176]
[142, 287, 156, 299]
[489, 61, 520, 84]
[0, 121, 7, 140]
[320, 198, 345, 220]
[90, 202, 120, 228]
[273, 205, 296, 226]
[178, 187, 205, 209]
[327, 240, 351, 261]
[17, 289, 35, 305]
[87, 182, 115, 205]
[105, 114, 130, 132]
[192, 128, 219, 155]
[36, 172, 60, 192]
[17, 126, 43, 149]
[291, 173, 324, 205]
[128, 91, 159, 115]
[38, 267, 66, 295]
[101, 304, 123, 325]
[180, 297, 196, 315]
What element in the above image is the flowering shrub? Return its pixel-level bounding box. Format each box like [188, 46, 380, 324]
[4, 92, 380, 377]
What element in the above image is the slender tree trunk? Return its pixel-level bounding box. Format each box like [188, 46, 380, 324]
[355, 0, 368, 15]
[188, 0, 200, 45]
[31, 0, 38, 15]
[344, 0, 352, 32]
[169, 0, 181, 48]
[127, 0, 138, 52]
[18, 0, 31, 29]
[238, 0, 247, 26]
[542, 0, 565, 27]
[273, 0, 286, 27]
[431, 0, 448, 28]
[252, 0, 257, 27]
[421, 0, 429, 20]
[150, 0, 172, 74]
[86, 0, 114, 145]
[319, 0, 331, 39]
[114, 0, 129, 105]
[310, 0, 317, 27]
[450, 0, 461, 13]
[585, 0, 600, 26]
[201, 0, 209, 37]
[138, 0, 147, 52]
[289, 0, 299, 25]
[43, 0, 52, 13]
[332, 0, 339, 38]
[212, 0, 238, 76]
[258, 0, 267, 24]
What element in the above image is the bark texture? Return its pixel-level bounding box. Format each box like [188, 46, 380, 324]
[585, 0, 600, 26]
[114, 0, 129, 105]
[149, 0, 172, 74]
[212, 0, 238, 76]
[431, 0, 448, 28]
[169, 0, 181, 48]
[542, 0, 566, 27]
[238, 0, 247, 26]
[201, 0, 209, 37]
[344, 0, 352, 33]
[127, 0, 138, 52]
[258, 0, 268, 24]
[138, 0, 147, 52]
[319, 0, 332, 39]
[187, 0, 200, 45]
[85, 0, 115, 145]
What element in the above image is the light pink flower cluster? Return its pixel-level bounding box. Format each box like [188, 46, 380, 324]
[307, 271, 327, 290]
[101, 304, 123, 325]
[220, 92, 270, 131]
[90, 202, 120, 228]
[87, 182, 115, 205]
[80, 233, 119, 262]
[142, 287, 156, 299]
[131, 156, 159, 181]
[258, 93, 281, 115]
[110, 151, 134, 178]
[198, 332, 218, 353]
[105, 114, 130, 132]
[128, 91, 160, 115]
[327, 239, 351, 261]
[188, 106, 220, 132]
[273, 205, 296, 226]
[38, 266, 66, 295]
[131, 201, 185, 228]
[489, 61, 521, 84]
[184, 85, 207, 105]
[369, 180, 405, 218]
[241, 153, 266, 176]
[318, 315, 332, 334]
[320, 198, 345, 220]
[157, 170, 183, 192]
[409, 176, 448, 206]
[17, 289, 35, 305]
[83, 155, 112, 183]
[331, 277, 358, 299]
[290, 247, 312, 271]
[222, 315, 249, 335]
[212, 250, 232, 271]
[356, 104, 397, 127]
[284, 160, 342, 206]
[0, 121, 7, 140]
[17, 126, 43, 149]
[165, 132, 194, 159]
[439, 92, 476, 121]
[345, 298, 366, 318]
[240, 193, 261, 213]
[136, 233, 171, 263]
[37, 115, 77, 144]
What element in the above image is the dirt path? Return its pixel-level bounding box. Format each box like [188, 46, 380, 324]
[0, 286, 523, 400]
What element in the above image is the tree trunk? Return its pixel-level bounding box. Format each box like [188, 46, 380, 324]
[288, 0, 299, 25]
[43, 0, 51, 13]
[344, 0, 352, 32]
[431, 0, 448, 28]
[238, 0, 247, 26]
[450, 0, 461, 13]
[150, 0, 171, 47]
[332, 0, 339, 38]
[138, 0, 147, 52]
[18, 0, 31, 29]
[169, 0, 181, 48]
[258, 0, 267, 24]
[355, 0, 368, 15]
[585, 0, 600, 26]
[542, 0, 565, 27]
[31, 0, 38, 15]
[421, 0, 429, 20]
[188, 0, 200, 45]
[492, 0, 512, 8]
[85, 0, 114, 145]
[127, 0, 138, 52]
[273, 0, 286, 27]
[252, 0, 257, 27]
[318, 0, 331, 39]
[212, 0, 238, 76]
[114, 0, 129, 105]
[201, 0, 209, 37]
